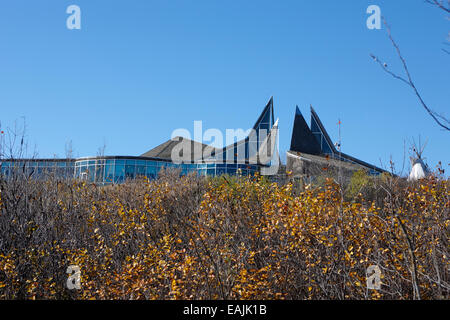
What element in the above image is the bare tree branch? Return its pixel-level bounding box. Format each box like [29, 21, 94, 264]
[426, 1, 450, 54]
[370, 17, 450, 131]
[425, 0, 450, 13]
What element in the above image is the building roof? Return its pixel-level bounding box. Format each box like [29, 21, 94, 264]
[290, 106, 322, 155]
[142, 97, 278, 165]
[207, 97, 277, 164]
[251, 96, 274, 131]
[310, 105, 338, 155]
[140, 136, 218, 161]
[287, 150, 373, 173]
[289, 105, 386, 174]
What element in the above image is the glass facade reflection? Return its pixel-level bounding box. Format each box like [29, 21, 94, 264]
[74, 156, 260, 185]
[1, 157, 261, 184]
[0, 159, 75, 178]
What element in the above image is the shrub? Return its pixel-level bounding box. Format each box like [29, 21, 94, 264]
[0, 169, 448, 299]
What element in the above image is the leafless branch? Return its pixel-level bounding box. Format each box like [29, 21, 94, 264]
[425, 0, 450, 13]
[426, 1, 450, 54]
[370, 17, 450, 131]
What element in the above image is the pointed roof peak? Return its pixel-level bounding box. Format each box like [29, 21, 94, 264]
[252, 97, 275, 130]
[309, 106, 338, 155]
[295, 105, 302, 115]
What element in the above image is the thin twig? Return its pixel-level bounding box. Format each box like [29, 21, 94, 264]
[370, 17, 450, 131]
[425, 0, 450, 13]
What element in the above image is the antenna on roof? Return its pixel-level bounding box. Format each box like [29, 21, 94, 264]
[335, 119, 342, 152]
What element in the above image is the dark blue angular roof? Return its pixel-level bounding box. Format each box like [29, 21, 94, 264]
[290, 106, 322, 155]
[289, 105, 386, 174]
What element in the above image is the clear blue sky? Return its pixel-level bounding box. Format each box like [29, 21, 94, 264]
[0, 0, 448, 175]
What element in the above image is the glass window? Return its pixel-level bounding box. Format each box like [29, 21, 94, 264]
[125, 159, 136, 166]
[88, 166, 95, 181]
[105, 164, 114, 183]
[145, 166, 156, 179]
[136, 165, 145, 176]
[321, 141, 333, 155]
[125, 164, 135, 179]
[114, 163, 125, 183]
[95, 165, 104, 183]
[216, 168, 226, 176]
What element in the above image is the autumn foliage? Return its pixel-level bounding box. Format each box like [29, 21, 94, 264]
[0, 169, 448, 300]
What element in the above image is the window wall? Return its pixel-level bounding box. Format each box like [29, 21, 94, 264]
[0, 160, 75, 178]
[1, 157, 261, 183]
[74, 157, 260, 185]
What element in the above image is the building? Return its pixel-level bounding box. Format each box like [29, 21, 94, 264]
[287, 105, 386, 179]
[1, 99, 387, 184]
[0, 98, 279, 184]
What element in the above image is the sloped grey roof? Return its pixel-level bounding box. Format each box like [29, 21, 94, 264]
[140, 136, 219, 161]
[287, 151, 368, 172]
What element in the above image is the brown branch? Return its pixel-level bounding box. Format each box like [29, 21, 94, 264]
[425, 0, 450, 13]
[395, 215, 421, 300]
[370, 17, 450, 131]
